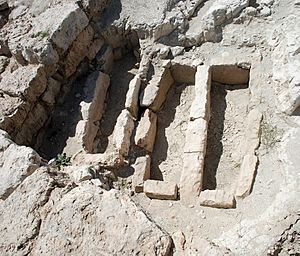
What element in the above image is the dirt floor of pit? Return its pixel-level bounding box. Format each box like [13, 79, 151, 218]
[96, 53, 138, 154]
[151, 83, 195, 183]
[203, 82, 250, 192]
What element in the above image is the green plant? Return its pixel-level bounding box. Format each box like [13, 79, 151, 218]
[33, 30, 50, 39]
[55, 153, 71, 170]
[261, 121, 284, 150]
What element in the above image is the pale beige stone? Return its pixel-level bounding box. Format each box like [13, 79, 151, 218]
[211, 65, 250, 85]
[63, 165, 94, 183]
[180, 152, 204, 203]
[62, 25, 94, 78]
[14, 103, 48, 145]
[42, 77, 61, 105]
[125, 75, 142, 118]
[190, 65, 211, 121]
[170, 62, 196, 84]
[73, 150, 124, 169]
[0, 94, 30, 135]
[132, 155, 151, 193]
[140, 66, 174, 112]
[32, 3, 89, 52]
[0, 64, 47, 102]
[235, 154, 258, 198]
[80, 71, 110, 123]
[135, 109, 157, 152]
[244, 109, 263, 155]
[199, 190, 236, 209]
[113, 110, 135, 156]
[0, 131, 41, 199]
[184, 118, 208, 153]
[144, 180, 178, 200]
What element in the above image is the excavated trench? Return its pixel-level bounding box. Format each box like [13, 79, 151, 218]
[151, 82, 195, 182]
[37, 30, 141, 160]
[203, 67, 250, 192]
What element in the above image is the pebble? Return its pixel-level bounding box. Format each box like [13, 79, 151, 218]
[75, 93, 81, 98]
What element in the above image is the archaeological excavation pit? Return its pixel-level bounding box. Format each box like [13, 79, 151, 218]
[203, 65, 251, 192]
[37, 38, 141, 160]
[151, 64, 196, 184]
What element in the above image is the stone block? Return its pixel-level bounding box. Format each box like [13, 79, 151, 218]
[184, 118, 208, 153]
[132, 155, 151, 193]
[244, 109, 263, 155]
[180, 152, 204, 203]
[86, 38, 105, 61]
[190, 65, 211, 121]
[211, 65, 249, 85]
[170, 62, 196, 84]
[33, 3, 89, 52]
[113, 110, 135, 156]
[96, 45, 114, 73]
[125, 75, 142, 118]
[199, 190, 236, 209]
[140, 66, 174, 112]
[135, 109, 157, 152]
[144, 180, 178, 200]
[0, 137, 41, 199]
[14, 103, 48, 145]
[62, 25, 94, 78]
[80, 71, 110, 123]
[235, 154, 258, 198]
[0, 65, 47, 102]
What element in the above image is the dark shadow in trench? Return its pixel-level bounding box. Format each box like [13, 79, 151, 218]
[202, 82, 227, 190]
[96, 53, 136, 153]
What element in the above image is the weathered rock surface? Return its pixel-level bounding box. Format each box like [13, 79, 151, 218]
[0, 130, 41, 200]
[0, 168, 172, 255]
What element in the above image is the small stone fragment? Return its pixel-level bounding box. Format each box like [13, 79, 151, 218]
[132, 155, 151, 193]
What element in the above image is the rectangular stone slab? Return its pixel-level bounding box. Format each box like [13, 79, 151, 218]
[199, 189, 236, 209]
[144, 180, 178, 200]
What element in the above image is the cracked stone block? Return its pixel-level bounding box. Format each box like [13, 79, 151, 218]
[180, 152, 204, 203]
[0, 65, 47, 102]
[235, 154, 258, 198]
[184, 118, 208, 153]
[125, 75, 142, 118]
[144, 180, 178, 200]
[132, 155, 151, 193]
[140, 66, 174, 112]
[113, 109, 135, 156]
[14, 103, 48, 146]
[62, 25, 94, 78]
[199, 190, 236, 209]
[190, 65, 211, 121]
[135, 109, 157, 152]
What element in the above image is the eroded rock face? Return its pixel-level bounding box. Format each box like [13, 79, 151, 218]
[0, 168, 172, 255]
[0, 130, 41, 199]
